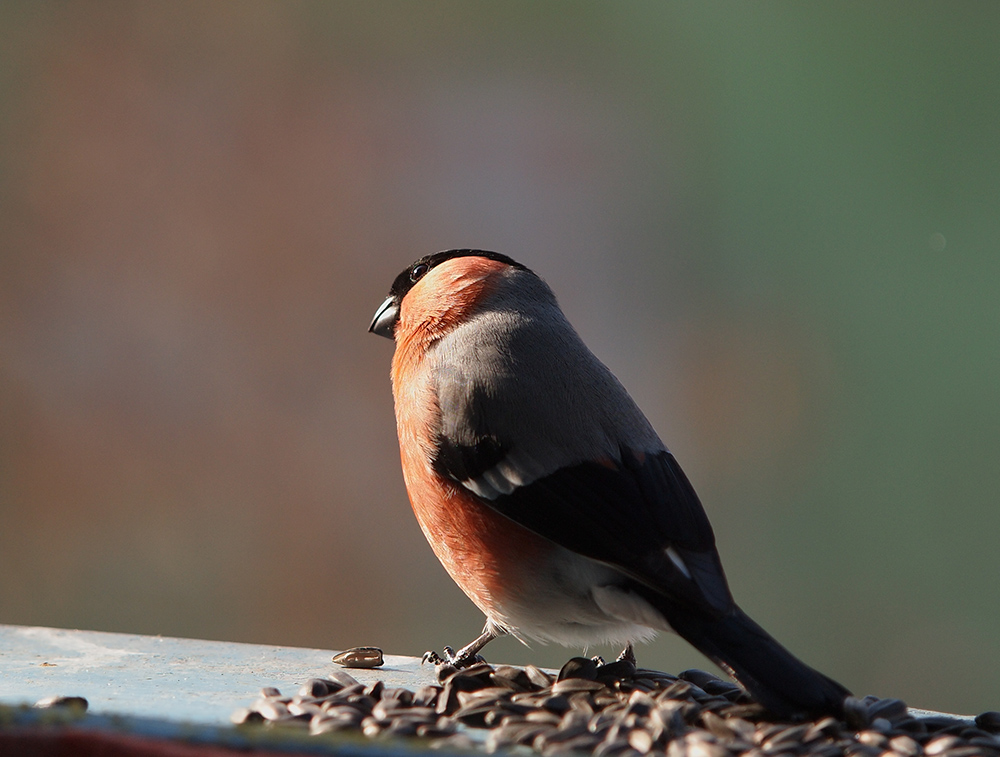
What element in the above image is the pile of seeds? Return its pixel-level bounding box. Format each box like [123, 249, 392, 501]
[233, 657, 1000, 756]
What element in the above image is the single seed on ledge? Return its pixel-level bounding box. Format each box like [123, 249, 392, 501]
[33, 695, 89, 711]
[332, 646, 384, 668]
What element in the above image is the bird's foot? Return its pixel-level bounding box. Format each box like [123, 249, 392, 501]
[422, 628, 498, 670]
[421, 645, 486, 669]
[616, 642, 636, 666]
[590, 655, 606, 666]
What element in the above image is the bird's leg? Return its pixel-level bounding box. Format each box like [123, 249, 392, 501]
[452, 627, 500, 666]
[422, 626, 503, 669]
[616, 642, 636, 665]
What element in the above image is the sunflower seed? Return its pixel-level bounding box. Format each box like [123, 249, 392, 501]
[297, 678, 333, 698]
[34, 695, 88, 711]
[888, 734, 922, 756]
[558, 657, 599, 682]
[332, 646, 384, 669]
[552, 678, 606, 695]
[976, 712, 1000, 733]
[868, 697, 909, 723]
[325, 670, 361, 688]
[925, 735, 963, 755]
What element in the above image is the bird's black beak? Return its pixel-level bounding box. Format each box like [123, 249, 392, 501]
[369, 296, 399, 339]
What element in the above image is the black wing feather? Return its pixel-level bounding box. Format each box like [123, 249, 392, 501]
[434, 435, 508, 482]
[433, 440, 734, 617]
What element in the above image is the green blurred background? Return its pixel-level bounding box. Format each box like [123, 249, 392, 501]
[1, 2, 998, 714]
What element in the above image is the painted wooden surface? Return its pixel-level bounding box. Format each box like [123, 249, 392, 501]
[0, 624, 449, 755]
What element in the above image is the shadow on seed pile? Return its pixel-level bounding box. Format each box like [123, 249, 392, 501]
[233, 657, 1000, 756]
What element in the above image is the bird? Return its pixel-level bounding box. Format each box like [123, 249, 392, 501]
[369, 249, 850, 719]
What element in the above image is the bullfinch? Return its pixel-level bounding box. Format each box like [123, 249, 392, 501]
[369, 249, 850, 719]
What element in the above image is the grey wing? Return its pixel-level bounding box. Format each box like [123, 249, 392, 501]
[429, 306, 734, 616]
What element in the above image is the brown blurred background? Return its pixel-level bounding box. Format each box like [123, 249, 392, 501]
[2, 2, 999, 714]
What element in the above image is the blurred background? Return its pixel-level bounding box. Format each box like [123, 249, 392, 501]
[2, 2, 999, 715]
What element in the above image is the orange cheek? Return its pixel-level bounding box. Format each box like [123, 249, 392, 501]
[394, 256, 509, 345]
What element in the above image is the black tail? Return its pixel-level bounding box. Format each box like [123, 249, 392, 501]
[666, 605, 850, 719]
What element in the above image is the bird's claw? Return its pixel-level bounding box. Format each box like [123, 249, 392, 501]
[421, 650, 445, 665]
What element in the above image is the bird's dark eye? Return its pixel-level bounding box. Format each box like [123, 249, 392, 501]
[410, 263, 429, 282]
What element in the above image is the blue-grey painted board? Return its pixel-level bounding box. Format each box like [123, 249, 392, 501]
[0, 624, 433, 726]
